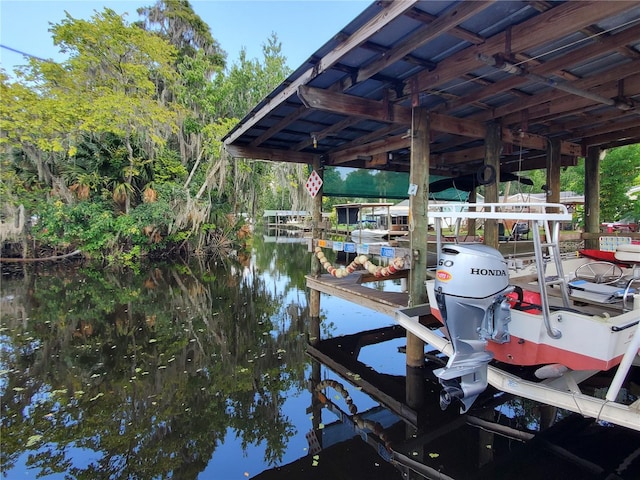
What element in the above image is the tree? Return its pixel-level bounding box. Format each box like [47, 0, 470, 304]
[600, 145, 640, 222]
[212, 34, 294, 216]
[50, 8, 182, 213]
[0, 2, 298, 260]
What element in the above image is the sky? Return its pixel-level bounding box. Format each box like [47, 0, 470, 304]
[0, 0, 370, 73]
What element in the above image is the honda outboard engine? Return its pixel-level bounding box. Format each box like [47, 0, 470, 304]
[434, 244, 514, 413]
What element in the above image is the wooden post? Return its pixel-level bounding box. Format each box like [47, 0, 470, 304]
[408, 107, 429, 326]
[584, 146, 601, 250]
[310, 156, 323, 332]
[309, 356, 323, 448]
[467, 189, 477, 238]
[406, 106, 430, 408]
[546, 138, 561, 208]
[483, 122, 501, 248]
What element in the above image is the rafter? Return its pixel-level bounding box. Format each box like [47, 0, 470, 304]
[438, 23, 640, 115]
[224, 145, 315, 164]
[297, 85, 581, 156]
[355, 1, 496, 85]
[224, 0, 419, 146]
[409, 1, 634, 95]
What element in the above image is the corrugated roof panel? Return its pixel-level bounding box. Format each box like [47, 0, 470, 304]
[224, 0, 640, 171]
[472, 1, 538, 37]
[413, 34, 472, 64]
[366, 14, 426, 48]
[343, 77, 392, 100]
[479, 91, 522, 110]
[569, 53, 635, 78]
[372, 61, 426, 85]
[525, 32, 590, 63]
[596, 5, 640, 32]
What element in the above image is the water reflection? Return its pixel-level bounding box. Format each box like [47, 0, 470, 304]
[1, 235, 639, 479]
[298, 328, 640, 480]
[1, 235, 313, 479]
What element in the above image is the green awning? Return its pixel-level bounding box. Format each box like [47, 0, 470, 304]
[321, 167, 470, 201]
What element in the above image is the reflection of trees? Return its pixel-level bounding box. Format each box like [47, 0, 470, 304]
[0, 246, 312, 478]
[253, 233, 312, 292]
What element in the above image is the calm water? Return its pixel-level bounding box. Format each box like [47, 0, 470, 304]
[1, 233, 639, 479]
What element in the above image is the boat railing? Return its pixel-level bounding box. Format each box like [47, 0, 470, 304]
[427, 202, 572, 222]
[430, 202, 574, 340]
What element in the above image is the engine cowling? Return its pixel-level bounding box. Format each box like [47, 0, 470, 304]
[433, 244, 513, 412]
[435, 244, 509, 298]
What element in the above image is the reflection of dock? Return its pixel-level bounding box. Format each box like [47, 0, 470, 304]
[300, 326, 640, 480]
[262, 232, 309, 244]
[306, 325, 427, 425]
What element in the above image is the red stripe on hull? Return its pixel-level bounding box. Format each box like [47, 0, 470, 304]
[487, 337, 622, 371]
[428, 307, 623, 371]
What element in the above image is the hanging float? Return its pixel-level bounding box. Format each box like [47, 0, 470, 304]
[314, 246, 405, 278]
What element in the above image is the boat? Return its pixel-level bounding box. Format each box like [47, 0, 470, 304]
[396, 202, 640, 431]
[579, 248, 635, 268]
[349, 228, 394, 241]
[335, 202, 409, 242]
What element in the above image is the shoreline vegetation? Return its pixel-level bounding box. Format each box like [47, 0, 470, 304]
[2, 2, 637, 267]
[1, 2, 306, 266]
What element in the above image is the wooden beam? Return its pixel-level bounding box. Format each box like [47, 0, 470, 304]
[583, 126, 640, 148]
[575, 117, 640, 140]
[430, 112, 486, 138]
[224, 144, 315, 163]
[325, 124, 407, 155]
[298, 85, 412, 124]
[549, 108, 630, 133]
[440, 23, 640, 114]
[299, 86, 582, 158]
[224, 0, 419, 146]
[493, 62, 640, 124]
[326, 134, 409, 166]
[250, 105, 307, 147]
[435, 145, 486, 165]
[404, 7, 485, 45]
[293, 116, 362, 151]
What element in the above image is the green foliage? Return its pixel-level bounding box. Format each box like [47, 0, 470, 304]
[515, 145, 640, 223]
[137, 0, 226, 67]
[153, 149, 188, 183]
[600, 145, 640, 222]
[1, 3, 295, 262]
[33, 200, 116, 253]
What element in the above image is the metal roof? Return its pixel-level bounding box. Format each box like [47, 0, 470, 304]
[223, 1, 640, 177]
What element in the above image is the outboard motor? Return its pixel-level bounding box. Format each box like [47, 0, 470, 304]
[434, 244, 514, 413]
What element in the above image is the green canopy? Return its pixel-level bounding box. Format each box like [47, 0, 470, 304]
[321, 167, 470, 201]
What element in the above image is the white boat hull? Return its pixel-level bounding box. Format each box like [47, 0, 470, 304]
[426, 279, 638, 371]
[350, 229, 389, 240]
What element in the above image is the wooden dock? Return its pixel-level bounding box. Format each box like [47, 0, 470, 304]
[306, 270, 409, 317]
[307, 236, 538, 318]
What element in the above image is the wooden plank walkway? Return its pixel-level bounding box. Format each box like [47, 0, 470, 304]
[306, 270, 409, 317]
